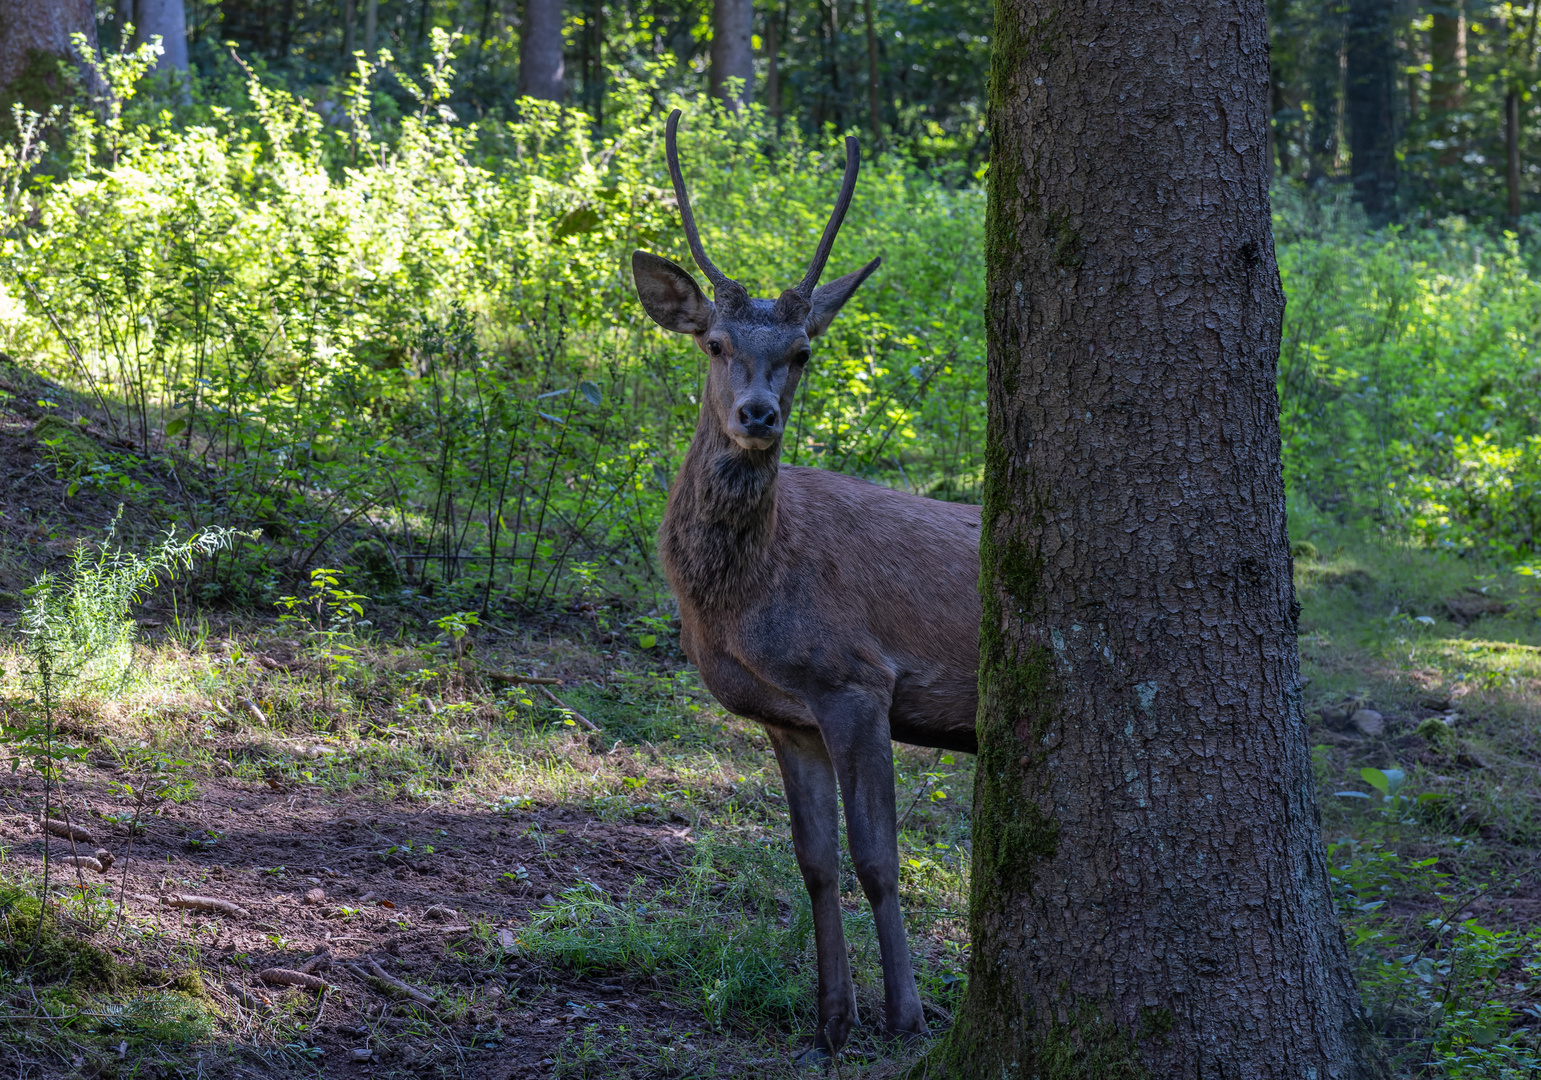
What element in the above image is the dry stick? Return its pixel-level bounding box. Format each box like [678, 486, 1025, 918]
[484, 672, 562, 686]
[896, 750, 945, 832]
[535, 685, 599, 732]
[348, 960, 436, 1009]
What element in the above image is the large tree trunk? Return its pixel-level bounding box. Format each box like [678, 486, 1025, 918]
[930, 0, 1386, 1076]
[710, 0, 754, 105]
[519, 0, 565, 101]
[134, 0, 189, 71]
[0, 0, 101, 108]
[1346, 0, 1397, 220]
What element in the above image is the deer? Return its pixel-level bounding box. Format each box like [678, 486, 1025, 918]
[630, 110, 982, 1059]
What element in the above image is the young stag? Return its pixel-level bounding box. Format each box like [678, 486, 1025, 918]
[631, 110, 981, 1056]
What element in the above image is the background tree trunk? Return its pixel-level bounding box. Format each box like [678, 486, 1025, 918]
[710, 0, 754, 105]
[365, 0, 379, 59]
[0, 0, 102, 108]
[1304, 10, 1344, 178]
[930, 0, 1387, 1076]
[519, 0, 565, 101]
[862, 0, 881, 144]
[135, 0, 189, 71]
[765, 5, 781, 122]
[1429, 2, 1465, 114]
[1347, 0, 1397, 220]
[342, 0, 357, 61]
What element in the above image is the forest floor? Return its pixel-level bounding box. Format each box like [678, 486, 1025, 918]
[0, 410, 1539, 1078]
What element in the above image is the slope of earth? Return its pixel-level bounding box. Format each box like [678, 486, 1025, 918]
[0, 621, 975, 1080]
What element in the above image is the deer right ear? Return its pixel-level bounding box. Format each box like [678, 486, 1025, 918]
[633, 251, 715, 334]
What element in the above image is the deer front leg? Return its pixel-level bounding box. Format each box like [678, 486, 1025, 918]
[815, 689, 927, 1042]
[766, 724, 857, 1056]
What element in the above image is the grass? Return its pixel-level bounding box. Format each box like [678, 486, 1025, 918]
[0, 595, 973, 1079]
[0, 503, 1535, 1077]
[1291, 500, 1541, 1075]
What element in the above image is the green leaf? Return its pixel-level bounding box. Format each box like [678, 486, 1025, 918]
[1360, 767, 1390, 796]
[165, 418, 188, 437]
[638, 634, 656, 649]
[578, 380, 602, 406]
[553, 206, 601, 238]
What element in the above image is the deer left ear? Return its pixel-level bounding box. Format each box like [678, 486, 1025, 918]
[807, 258, 881, 338]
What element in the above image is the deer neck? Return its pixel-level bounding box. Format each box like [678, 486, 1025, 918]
[660, 409, 782, 612]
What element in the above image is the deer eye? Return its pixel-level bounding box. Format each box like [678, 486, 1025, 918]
[708, 340, 723, 356]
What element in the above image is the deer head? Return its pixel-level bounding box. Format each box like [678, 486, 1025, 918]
[633, 110, 880, 453]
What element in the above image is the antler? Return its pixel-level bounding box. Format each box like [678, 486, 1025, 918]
[794, 136, 861, 299]
[665, 110, 746, 306]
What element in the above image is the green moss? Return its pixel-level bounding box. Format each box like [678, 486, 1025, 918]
[912, 1000, 1156, 1080]
[31, 414, 102, 471]
[0, 891, 129, 991]
[1048, 211, 1083, 269]
[1416, 717, 1460, 755]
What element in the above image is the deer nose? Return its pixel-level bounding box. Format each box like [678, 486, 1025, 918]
[738, 401, 780, 432]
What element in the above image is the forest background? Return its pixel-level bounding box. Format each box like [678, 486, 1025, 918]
[1, 1, 1541, 1078]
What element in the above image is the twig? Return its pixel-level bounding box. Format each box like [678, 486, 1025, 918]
[345, 960, 436, 1009]
[483, 672, 563, 686]
[536, 685, 599, 732]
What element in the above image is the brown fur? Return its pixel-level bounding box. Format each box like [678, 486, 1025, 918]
[635, 111, 980, 1058]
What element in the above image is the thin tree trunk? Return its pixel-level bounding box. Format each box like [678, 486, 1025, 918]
[343, 0, 356, 60]
[519, 0, 565, 100]
[365, 0, 379, 59]
[1508, 89, 1521, 221]
[0, 0, 103, 103]
[1346, 0, 1397, 221]
[1305, 10, 1344, 178]
[861, 0, 880, 145]
[928, 0, 1388, 1075]
[765, 5, 780, 122]
[710, 0, 754, 105]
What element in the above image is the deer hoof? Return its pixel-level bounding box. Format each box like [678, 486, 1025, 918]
[794, 1044, 831, 1068]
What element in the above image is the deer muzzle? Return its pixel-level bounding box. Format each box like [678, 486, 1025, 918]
[730, 393, 783, 450]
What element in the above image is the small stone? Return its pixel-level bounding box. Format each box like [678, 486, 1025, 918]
[303, 888, 325, 905]
[1350, 709, 1384, 736]
[424, 904, 456, 921]
[349, 1047, 373, 1062]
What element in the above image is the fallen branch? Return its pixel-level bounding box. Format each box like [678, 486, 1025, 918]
[536, 685, 599, 732]
[164, 895, 249, 917]
[345, 959, 436, 1009]
[484, 672, 562, 686]
[41, 819, 94, 844]
[258, 968, 329, 991]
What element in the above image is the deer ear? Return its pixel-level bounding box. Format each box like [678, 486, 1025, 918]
[633, 251, 714, 334]
[806, 257, 881, 338]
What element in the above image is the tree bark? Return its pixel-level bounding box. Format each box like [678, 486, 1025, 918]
[0, 0, 102, 106]
[1507, 89, 1521, 222]
[343, 0, 357, 61]
[365, 0, 379, 59]
[862, 0, 881, 144]
[134, 0, 189, 71]
[711, 0, 754, 105]
[1346, 0, 1397, 221]
[1304, 10, 1344, 178]
[765, 5, 781, 121]
[928, 0, 1387, 1076]
[519, 0, 565, 100]
[1429, 2, 1465, 115]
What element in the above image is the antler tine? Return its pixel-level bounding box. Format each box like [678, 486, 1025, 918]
[665, 109, 735, 295]
[795, 136, 861, 298]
